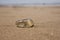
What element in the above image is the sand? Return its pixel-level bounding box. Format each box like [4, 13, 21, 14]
[0, 6, 60, 40]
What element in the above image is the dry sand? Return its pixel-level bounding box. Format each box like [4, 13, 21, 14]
[0, 6, 60, 40]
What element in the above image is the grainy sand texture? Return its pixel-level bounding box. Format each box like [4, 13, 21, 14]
[0, 6, 60, 40]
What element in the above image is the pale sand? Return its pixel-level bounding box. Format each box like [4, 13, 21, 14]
[0, 6, 60, 40]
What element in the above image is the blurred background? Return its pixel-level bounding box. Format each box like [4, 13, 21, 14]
[0, 0, 60, 5]
[0, 0, 60, 40]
